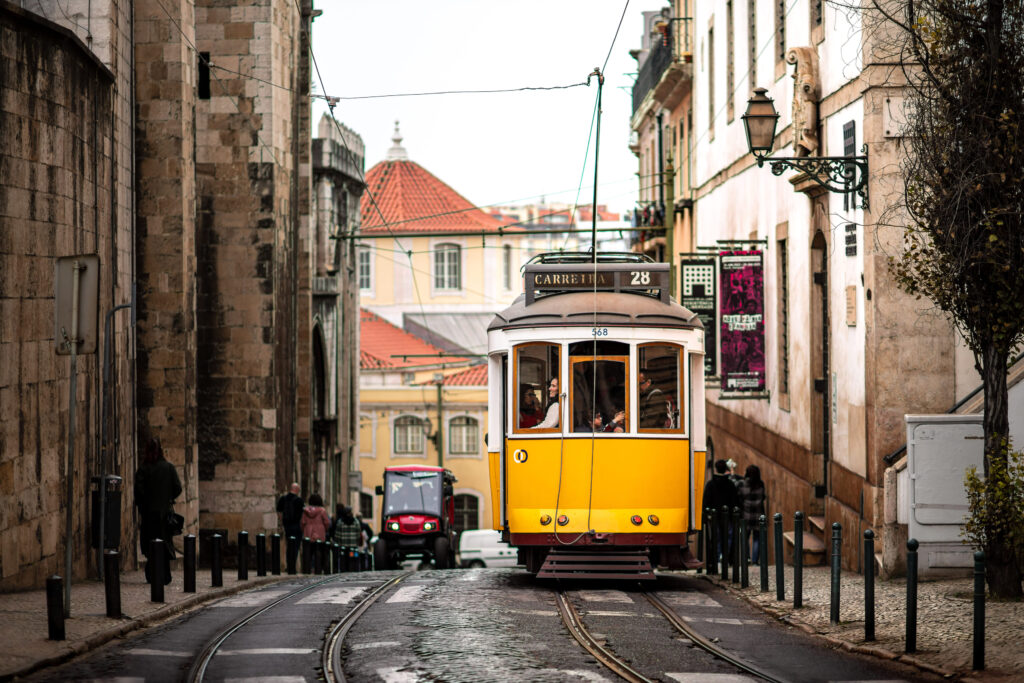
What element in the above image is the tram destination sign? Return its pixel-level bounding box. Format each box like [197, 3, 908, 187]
[525, 263, 670, 304]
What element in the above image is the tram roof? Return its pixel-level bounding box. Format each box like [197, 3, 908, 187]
[489, 256, 702, 332]
[488, 290, 702, 332]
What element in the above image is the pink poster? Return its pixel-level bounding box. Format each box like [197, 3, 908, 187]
[719, 251, 766, 393]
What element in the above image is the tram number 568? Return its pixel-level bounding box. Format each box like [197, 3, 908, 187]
[592, 328, 608, 337]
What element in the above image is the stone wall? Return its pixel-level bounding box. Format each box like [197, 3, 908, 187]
[0, 2, 134, 590]
[192, 0, 312, 538]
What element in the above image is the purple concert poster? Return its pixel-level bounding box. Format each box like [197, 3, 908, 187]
[719, 250, 766, 394]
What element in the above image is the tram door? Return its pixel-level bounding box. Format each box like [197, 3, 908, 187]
[500, 353, 508, 531]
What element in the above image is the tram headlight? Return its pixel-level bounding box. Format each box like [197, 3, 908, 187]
[540, 514, 552, 526]
[630, 515, 643, 526]
[423, 521, 436, 531]
[388, 521, 400, 532]
[648, 515, 660, 526]
[557, 515, 569, 526]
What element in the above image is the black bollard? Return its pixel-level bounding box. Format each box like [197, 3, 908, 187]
[150, 539, 166, 603]
[322, 542, 331, 575]
[301, 537, 311, 575]
[973, 551, 985, 670]
[184, 534, 196, 593]
[271, 533, 281, 575]
[256, 534, 267, 577]
[906, 538, 919, 653]
[830, 523, 842, 624]
[238, 531, 249, 581]
[104, 550, 121, 618]
[739, 513, 749, 588]
[707, 510, 718, 576]
[719, 506, 729, 580]
[287, 535, 297, 575]
[696, 513, 705, 575]
[759, 515, 769, 592]
[774, 513, 784, 601]
[46, 575, 65, 641]
[731, 507, 741, 584]
[864, 530, 875, 641]
[793, 511, 804, 608]
[211, 533, 223, 587]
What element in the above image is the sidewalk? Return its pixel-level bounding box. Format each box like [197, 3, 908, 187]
[0, 568, 291, 681]
[698, 563, 1024, 682]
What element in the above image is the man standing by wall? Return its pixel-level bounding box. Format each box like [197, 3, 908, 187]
[277, 483, 304, 571]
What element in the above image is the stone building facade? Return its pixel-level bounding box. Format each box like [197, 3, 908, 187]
[1, 0, 135, 590]
[2, 0, 335, 589]
[311, 113, 364, 511]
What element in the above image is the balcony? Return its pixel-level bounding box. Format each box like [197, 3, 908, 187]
[631, 18, 693, 115]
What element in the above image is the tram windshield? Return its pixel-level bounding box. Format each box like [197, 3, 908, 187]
[516, 343, 560, 431]
[382, 470, 441, 515]
[638, 344, 683, 432]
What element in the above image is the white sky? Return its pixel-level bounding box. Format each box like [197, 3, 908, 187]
[310, 1, 672, 218]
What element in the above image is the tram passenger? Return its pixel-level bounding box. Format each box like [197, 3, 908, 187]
[519, 386, 544, 428]
[531, 377, 561, 429]
[603, 408, 626, 433]
[639, 371, 668, 428]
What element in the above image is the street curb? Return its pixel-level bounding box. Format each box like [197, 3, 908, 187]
[694, 572, 961, 680]
[0, 575, 292, 682]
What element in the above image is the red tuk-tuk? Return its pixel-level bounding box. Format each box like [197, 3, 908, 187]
[373, 465, 457, 569]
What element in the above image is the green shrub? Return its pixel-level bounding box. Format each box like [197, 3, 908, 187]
[962, 440, 1024, 573]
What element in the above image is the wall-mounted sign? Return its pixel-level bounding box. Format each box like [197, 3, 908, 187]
[719, 251, 765, 394]
[680, 258, 717, 377]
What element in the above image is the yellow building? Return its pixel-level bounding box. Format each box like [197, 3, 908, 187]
[354, 124, 530, 538]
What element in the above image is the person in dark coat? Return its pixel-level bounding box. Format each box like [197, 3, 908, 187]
[135, 437, 182, 585]
[702, 459, 740, 560]
[738, 465, 767, 563]
[277, 482, 304, 570]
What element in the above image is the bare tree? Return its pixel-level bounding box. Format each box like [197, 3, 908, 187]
[846, 0, 1024, 596]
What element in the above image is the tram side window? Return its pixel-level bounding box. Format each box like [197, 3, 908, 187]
[571, 358, 627, 433]
[516, 344, 560, 431]
[638, 344, 683, 432]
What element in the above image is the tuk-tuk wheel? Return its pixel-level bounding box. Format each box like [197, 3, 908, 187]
[433, 536, 451, 569]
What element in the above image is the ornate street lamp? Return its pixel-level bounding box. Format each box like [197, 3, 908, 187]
[742, 87, 869, 208]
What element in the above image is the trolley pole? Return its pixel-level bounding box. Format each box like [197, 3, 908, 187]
[589, 67, 604, 260]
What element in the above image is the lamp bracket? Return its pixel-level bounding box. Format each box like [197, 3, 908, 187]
[762, 146, 869, 208]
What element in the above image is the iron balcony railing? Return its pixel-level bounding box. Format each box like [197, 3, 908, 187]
[632, 17, 692, 114]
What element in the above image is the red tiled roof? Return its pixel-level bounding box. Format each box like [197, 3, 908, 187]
[422, 363, 487, 386]
[360, 350, 394, 369]
[360, 160, 514, 233]
[360, 308, 466, 369]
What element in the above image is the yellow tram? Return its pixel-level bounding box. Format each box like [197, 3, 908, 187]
[486, 253, 707, 579]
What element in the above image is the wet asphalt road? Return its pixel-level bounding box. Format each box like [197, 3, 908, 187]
[24, 568, 945, 682]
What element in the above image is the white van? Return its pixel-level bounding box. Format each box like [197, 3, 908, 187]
[458, 529, 519, 568]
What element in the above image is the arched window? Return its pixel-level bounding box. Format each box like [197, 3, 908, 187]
[453, 494, 479, 534]
[448, 416, 478, 455]
[394, 415, 425, 454]
[433, 243, 461, 291]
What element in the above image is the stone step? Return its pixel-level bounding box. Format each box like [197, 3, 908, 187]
[782, 530, 826, 566]
[807, 514, 827, 534]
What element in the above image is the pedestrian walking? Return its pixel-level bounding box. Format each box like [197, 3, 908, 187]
[301, 493, 331, 541]
[332, 505, 363, 549]
[277, 482, 304, 568]
[702, 459, 739, 559]
[738, 464, 766, 563]
[134, 437, 182, 585]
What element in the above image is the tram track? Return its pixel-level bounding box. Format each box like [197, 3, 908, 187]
[322, 572, 412, 683]
[185, 572, 412, 683]
[555, 587, 791, 683]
